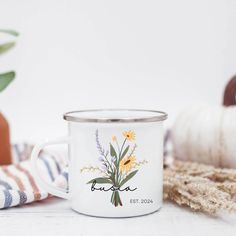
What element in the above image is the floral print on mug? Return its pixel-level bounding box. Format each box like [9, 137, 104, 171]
[81, 130, 148, 207]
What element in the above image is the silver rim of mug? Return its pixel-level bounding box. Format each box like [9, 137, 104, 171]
[63, 109, 168, 123]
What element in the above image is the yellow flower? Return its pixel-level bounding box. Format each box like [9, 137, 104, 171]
[112, 136, 117, 142]
[119, 156, 136, 173]
[123, 130, 135, 141]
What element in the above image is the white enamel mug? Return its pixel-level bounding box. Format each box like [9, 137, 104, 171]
[31, 109, 167, 218]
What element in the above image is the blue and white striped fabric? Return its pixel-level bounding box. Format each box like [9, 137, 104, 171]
[0, 144, 68, 209]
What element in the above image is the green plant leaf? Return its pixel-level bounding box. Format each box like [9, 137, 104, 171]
[87, 177, 112, 184]
[0, 29, 19, 36]
[0, 71, 15, 92]
[111, 192, 114, 204]
[120, 145, 129, 160]
[0, 42, 15, 55]
[109, 172, 116, 183]
[110, 143, 117, 157]
[119, 170, 138, 187]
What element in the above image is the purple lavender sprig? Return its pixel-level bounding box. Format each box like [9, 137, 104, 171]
[95, 129, 113, 173]
[95, 129, 106, 156]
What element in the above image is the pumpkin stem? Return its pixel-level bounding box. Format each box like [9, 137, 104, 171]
[223, 75, 236, 106]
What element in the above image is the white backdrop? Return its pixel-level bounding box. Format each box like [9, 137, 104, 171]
[1, 0, 236, 142]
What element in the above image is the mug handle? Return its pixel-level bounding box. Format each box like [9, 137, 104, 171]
[30, 136, 70, 199]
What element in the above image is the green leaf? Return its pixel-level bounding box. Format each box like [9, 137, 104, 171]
[0, 42, 15, 55]
[111, 192, 115, 204]
[87, 177, 112, 184]
[110, 143, 117, 157]
[0, 29, 19, 36]
[109, 172, 116, 183]
[119, 170, 138, 187]
[0, 71, 15, 92]
[120, 145, 129, 160]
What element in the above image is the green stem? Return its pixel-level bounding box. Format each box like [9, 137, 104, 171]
[102, 152, 113, 173]
[115, 138, 127, 185]
[119, 138, 127, 161]
[111, 191, 123, 207]
[115, 140, 120, 155]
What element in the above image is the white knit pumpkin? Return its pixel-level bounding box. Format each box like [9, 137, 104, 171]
[172, 105, 236, 168]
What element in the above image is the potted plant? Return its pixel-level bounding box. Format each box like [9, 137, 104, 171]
[0, 29, 18, 165]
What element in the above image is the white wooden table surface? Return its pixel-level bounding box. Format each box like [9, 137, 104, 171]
[0, 198, 236, 236]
